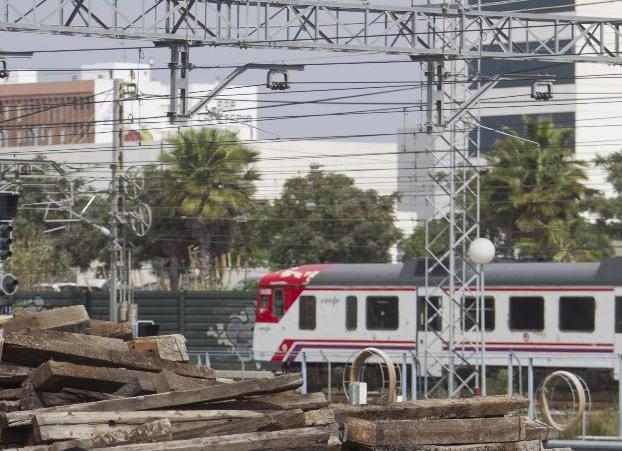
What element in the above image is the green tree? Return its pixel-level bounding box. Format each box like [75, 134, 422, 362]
[594, 151, 622, 246]
[135, 128, 260, 288]
[265, 170, 401, 268]
[480, 117, 610, 261]
[400, 118, 611, 262]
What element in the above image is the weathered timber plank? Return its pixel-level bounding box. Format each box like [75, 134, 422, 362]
[20, 384, 42, 411]
[333, 395, 529, 422]
[87, 319, 133, 340]
[214, 370, 275, 380]
[152, 370, 216, 393]
[525, 420, 551, 441]
[61, 372, 302, 412]
[2, 330, 213, 379]
[0, 400, 20, 412]
[39, 388, 121, 407]
[93, 426, 331, 451]
[200, 391, 328, 411]
[28, 361, 156, 393]
[10, 306, 90, 333]
[304, 408, 335, 427]
[45, 419, 173, 451]
[0, 389, 22, 400]
[130, 335, 189, 362]
[0, 316, 40, 333]
[167, 410, 306, 441]
[33, 410, 279, 427]
[0, 363, 32, 386]
[346, 416, 525, 447]
[2, 373, 303, 427]
[114, 378, 153, 397]
[358, 440, 544, 451]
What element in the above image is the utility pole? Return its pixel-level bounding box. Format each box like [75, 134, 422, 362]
[109, 79, 150, 323]
[109, 79, 123, 323]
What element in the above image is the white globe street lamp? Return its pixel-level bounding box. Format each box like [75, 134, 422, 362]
[469, 238, 495, 265]
[468, 237, 495, 397]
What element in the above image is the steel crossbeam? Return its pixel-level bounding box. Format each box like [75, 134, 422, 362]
[1, 0, 622, 63]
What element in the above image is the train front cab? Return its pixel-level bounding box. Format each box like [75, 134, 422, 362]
[252, 282, 418, 366]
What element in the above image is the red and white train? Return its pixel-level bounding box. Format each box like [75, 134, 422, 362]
[252, 259, 622, 378]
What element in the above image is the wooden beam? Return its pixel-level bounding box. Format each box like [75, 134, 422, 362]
[525, 420, 550, 441]
[366, 440, 544, 451]
[87, 319, 133, 340]
[200, 391, 328, 411]
[333, 395, 529, 422]
[33, 410, 280, 427]
[9, 306, 90, 333]
[39, 389, 120, 407]
[32, 410, 308, 444]
[213, 370, 274, 380]
[2, 330, 213, 379]
[28, 361, 156, 393]
[0, 363, 32, 386]
[345, 416, 526, 447]
[1, 373, 303, 428]
[130, 335, 189, 362]
[92, 426, 331, 451]
[0, 389, 22, 400]
[45, 418, 173, 451]
[20, 384, 42, 411]
[61, 372, 303, 412]
[152, 370, 216, 393]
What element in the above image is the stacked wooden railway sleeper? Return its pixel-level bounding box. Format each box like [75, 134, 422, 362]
[334, 394, 565, 451]
[0, 305, 570, 451]
[0, 306, 340, 450]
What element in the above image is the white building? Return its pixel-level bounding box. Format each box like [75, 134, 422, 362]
[81, 62, 259, 144]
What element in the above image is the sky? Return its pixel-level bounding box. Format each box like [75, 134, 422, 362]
[0, 30, 424, 143]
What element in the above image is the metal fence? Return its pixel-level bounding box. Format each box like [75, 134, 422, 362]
[6, 290, 256, 369]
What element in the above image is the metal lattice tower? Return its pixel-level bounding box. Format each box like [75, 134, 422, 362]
[419, 1, 498, 398]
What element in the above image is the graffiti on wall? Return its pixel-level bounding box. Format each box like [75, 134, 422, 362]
[206, 305, 255, 362]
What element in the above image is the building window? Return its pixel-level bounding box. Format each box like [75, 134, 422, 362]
[299, 296, 316, 330]
[463, 296, 495, 331]
[0, 130, 5, 148]
[272, 288, 284, 317]
[417, 296, 442, 331]
[509, 297, 544, 331]
[346, 296, 357, 330]
[366, 296, 399, 330]
[559, 297, 595, 332]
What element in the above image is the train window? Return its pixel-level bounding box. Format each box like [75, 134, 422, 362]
[346, 296, 357, 330]
[509, 297, 544, 331]
[417, 296, 442, 331]
[299, 296, 316, 330]
[463, 297, 495, 331]
[366, 296, 399, 330]
[273, 289, 284, 317]
[616, 297, 622, 333]
[559, 297, 595, 332]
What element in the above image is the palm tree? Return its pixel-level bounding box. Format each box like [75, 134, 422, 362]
[481, 117, 610, 261]
[163, 128, 259, 286]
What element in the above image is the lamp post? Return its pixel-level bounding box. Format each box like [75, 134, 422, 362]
[468, 238, 495, 396]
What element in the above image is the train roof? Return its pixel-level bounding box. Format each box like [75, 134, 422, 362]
[261, 258, 622, 287]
